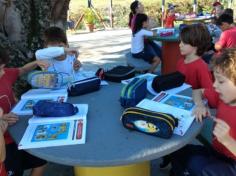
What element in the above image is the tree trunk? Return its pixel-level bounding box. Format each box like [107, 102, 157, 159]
[0, 0, 70, 96]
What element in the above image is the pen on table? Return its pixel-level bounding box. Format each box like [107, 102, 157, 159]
[72, 120, 77, 140]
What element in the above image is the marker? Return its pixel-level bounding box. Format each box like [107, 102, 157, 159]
[76, 120, 83, 139]
[153, 92, 168, 102]
[72, 120, 77, 140]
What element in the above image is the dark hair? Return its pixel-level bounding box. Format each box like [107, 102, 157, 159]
[211, 48, 236, 84]
[223, 8, 233, 17]
[180, 23, 211, 56]
[0, 47, 9, 65]
[216, 13, 233, 26]
[44, 27, 68, 45]
[128, 1, 139, 27]
[133, 13, 148, 35]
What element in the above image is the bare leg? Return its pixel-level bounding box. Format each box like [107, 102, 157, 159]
[148, 56, 161, 73]
[30, 164, 46, 176]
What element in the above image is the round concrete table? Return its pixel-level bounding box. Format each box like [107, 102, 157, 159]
[9, 83, 202, 176]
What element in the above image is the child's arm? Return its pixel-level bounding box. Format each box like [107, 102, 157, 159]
[0, 109, 7, 162]
[36, 47, 79, 60]
[213, 118, 236, 157]
[192, 89, 211, 122]
[19, 60, 49, 76]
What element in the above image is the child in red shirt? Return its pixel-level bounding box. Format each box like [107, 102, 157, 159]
[160, 23, 214, 169]
[170, 48, 236, 176]
[163, 7, 176, 28]
[0, 48, 49, 176]
[215, 14, 236, 51]
[177, 23, 213, 89]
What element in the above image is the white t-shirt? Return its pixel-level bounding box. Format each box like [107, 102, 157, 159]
[131, 29, 153, 54]
[35, 47, 75, 75]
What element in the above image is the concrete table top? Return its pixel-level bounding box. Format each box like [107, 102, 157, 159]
[9, 83, 202, 167]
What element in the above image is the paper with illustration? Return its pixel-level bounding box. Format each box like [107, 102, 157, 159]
[137, 92, 195, 136]
[18, 104, 87, 149]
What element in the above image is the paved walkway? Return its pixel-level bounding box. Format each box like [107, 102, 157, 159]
[24, 28, 170, 176]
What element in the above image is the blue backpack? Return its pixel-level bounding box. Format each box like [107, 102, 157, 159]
[33, 100, 78, 117]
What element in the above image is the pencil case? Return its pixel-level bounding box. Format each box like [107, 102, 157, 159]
[120, 78, 147, 108]
[68, 77, 101, 96]
[152, 71, 185, 93]
[121, 107, 178, 139]
[27, 71, 70, 89]
[33, 100, 78, 117]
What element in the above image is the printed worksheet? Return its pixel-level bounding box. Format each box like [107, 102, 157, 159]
[18, 104, 88, 149]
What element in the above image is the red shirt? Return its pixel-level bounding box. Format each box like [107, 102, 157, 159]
[164, 14, 175, 28]
[216, 27, 236, 49]
[0, 163, 7, 176]
[204, 89, 236, 160]
[176, 57, 213, 89]
[0, 68, 20, 144]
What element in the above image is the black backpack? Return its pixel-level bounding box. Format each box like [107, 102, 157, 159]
[96, 66, 135, 83]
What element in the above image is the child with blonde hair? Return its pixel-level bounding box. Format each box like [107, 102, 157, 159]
[170, 48, 236, 176]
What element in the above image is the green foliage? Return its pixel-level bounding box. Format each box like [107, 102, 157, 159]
[70, 0, 215, 28]
[84, 8, 96, 24]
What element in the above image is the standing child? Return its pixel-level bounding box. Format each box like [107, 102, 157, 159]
[176, 23, 213, 89]
[170, 48, 236, 176]
[163, 4, 176, 28]
[0, 108, 7, 176]
[0, 48, 48, 176]
[131, 13, 161, 73]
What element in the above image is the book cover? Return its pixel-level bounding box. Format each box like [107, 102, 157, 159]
[21, 88, 68, 100]
[18, 104, 87, 149]
[137, 92, 195, 136]
[11, 88, 68, 115]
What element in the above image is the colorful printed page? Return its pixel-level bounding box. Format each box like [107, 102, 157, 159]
[21, 88, 68, 100]
[18, 104, 87, 149]
[137, 97, 195, 136]
[12, 88, 68, 116]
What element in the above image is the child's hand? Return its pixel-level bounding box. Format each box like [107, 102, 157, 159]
[0, 109, 7, 133]
[36, 60, 50, 70]
[73, 59, 82, 71]
[213, 118, 231, 145]
[0, 119, 8, 134]
[1, 113, 19, 126]
[192, 105, 210, 122]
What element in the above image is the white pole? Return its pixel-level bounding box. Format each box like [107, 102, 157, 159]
[161, 0, 165, 27]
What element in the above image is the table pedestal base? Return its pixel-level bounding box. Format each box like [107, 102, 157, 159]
[74, 161, 150, 176]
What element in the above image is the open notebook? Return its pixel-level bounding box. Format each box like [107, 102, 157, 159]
[137, 92, 195, 136]
[11, 89, 68, 115]
[18, 104, 88, 149]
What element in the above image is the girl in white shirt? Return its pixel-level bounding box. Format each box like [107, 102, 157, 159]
[131, 13, 161, 73]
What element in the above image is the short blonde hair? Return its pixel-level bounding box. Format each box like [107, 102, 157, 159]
[211, 48, 236, 85]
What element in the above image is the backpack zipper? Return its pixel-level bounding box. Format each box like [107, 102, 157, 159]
[124, 108, 175, 129]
